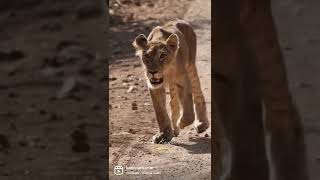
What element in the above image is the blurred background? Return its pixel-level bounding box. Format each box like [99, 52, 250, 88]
[0, 0, 107, 179]
[272, 0, 320, 179]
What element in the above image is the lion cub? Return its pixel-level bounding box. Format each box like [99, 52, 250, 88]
[133, 19, 209, 143]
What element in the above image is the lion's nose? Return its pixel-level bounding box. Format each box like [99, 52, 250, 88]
[148, 70, 158, 75]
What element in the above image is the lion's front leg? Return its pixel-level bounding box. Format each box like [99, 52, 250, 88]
[149, 86, 174, 144]
[169, 84, 181, 137]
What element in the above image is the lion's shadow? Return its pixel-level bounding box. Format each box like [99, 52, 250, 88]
[170, 136, 211, 154]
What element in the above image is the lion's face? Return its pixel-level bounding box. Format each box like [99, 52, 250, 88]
[133, 33, 179, 89]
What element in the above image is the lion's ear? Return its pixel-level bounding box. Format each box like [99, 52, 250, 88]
[132, 34, 148, 50]
[166, 34, 179, 52]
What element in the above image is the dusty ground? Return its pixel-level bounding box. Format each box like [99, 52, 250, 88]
[0, 0, 107, 179]
[108, 0, 212, 179]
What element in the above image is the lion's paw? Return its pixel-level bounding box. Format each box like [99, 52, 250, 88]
[173, 127, 180, 137]
[196, 121, 209, 133]
[152, 131, 173, 144]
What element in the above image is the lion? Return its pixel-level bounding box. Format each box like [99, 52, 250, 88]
[132, 19, 209, 144]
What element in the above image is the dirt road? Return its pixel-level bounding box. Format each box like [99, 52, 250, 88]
[109, 0, 212, 179]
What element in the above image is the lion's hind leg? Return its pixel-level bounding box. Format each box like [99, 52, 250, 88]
[187, 64, 209, 133]
[176, 75, 196, 130]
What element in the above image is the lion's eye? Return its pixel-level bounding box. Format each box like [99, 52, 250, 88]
[159, 53, 166, 60]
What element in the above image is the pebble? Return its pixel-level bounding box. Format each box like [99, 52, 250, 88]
[128, 128, 136, 134]
[109, 77, 117, 81]
[131, 102, 138, 110]
[127, 86, 136, 93]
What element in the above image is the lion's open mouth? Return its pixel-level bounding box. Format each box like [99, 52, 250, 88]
[150, 77, 163, 85]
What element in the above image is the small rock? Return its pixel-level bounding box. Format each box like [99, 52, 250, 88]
[131, 102, 138, 110]
[127, 86, 136, 93]
[132, 106, 138, 110]
[109, 77, 117, 81]
[128, 128, 136, 134]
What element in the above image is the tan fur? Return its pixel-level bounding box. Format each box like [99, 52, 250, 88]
[133, 19, 209, 143]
